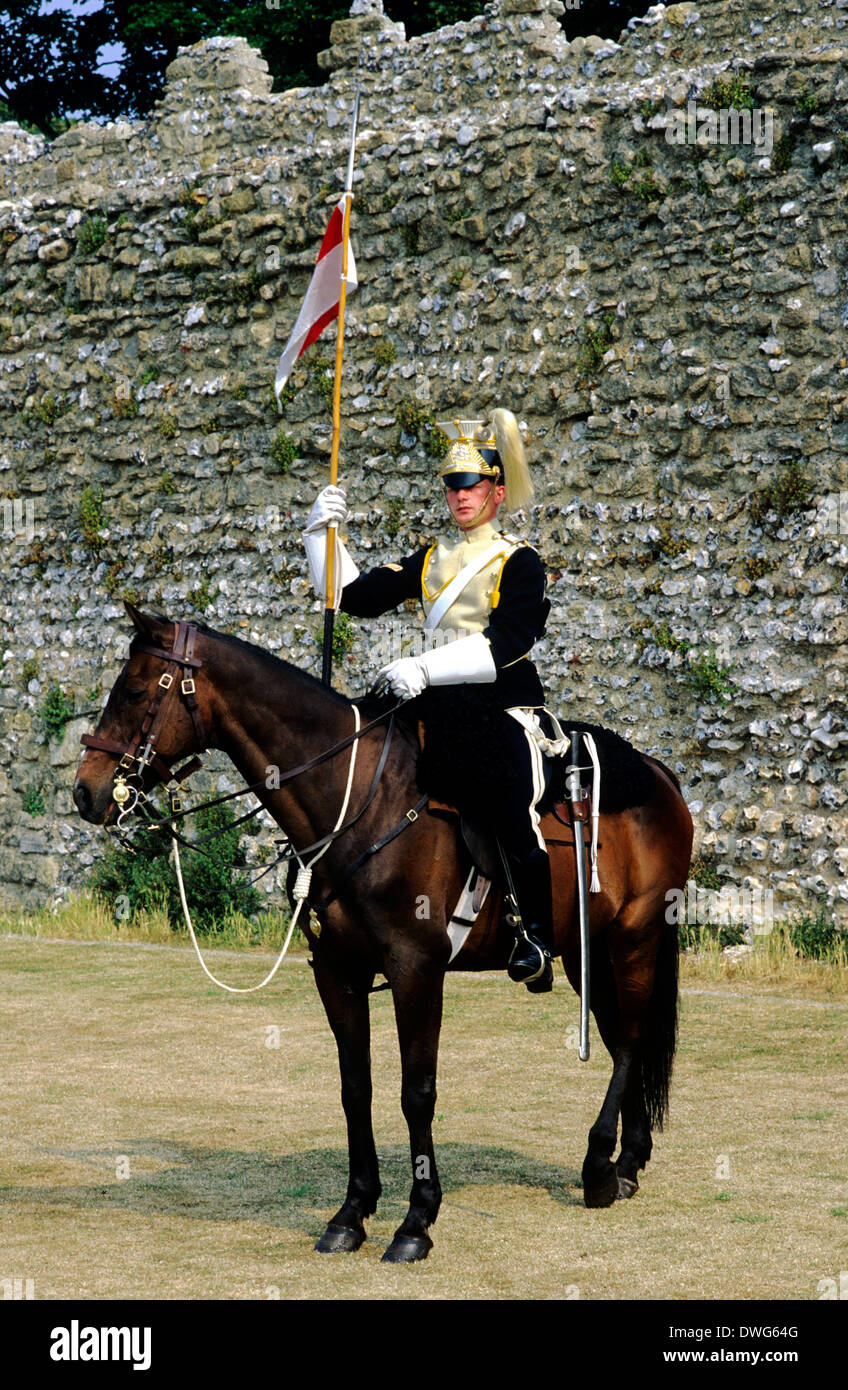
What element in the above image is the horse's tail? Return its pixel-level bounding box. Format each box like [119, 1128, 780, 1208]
[636, 919, 679, 1132]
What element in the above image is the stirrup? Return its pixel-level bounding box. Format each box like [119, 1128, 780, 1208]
[508, 932, 552, 987]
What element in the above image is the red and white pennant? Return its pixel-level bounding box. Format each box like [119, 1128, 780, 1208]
[274, 196, 358, 404]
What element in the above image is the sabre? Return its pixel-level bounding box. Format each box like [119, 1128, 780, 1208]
[322, 84, 361, 687]
[567, 729, 591, 1061]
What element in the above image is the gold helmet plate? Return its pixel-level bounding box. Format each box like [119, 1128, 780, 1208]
[437, 419, 500, 483]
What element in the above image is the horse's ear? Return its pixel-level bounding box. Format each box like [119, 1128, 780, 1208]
[124, 601, 166, 640]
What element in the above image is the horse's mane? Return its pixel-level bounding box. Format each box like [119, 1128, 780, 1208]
[133, 616, 355, 712]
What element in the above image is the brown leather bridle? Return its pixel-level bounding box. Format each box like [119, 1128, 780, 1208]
[80, 620, 207, 812]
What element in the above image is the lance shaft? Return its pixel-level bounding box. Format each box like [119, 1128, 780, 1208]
[322, 87, 360, 688]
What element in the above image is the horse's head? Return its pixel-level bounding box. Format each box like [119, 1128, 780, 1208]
[73, 602, 211, 825]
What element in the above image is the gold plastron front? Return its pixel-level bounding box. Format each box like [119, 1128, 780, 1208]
[421, 524, 518, 634]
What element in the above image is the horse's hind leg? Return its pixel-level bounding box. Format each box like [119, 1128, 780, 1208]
[615, 1084, 652, 1198]
[576, 921, 665, 1208]
[581, 911, 678, 1207]
[580, 938, 650, 1200]
[382, 955, 445, 1263]
[615, 914, 678, 1196]
[312, 953, 381, 1253]
[582, 1046, 635, 1208]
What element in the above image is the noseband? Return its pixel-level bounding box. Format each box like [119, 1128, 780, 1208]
[80, 620, 207, 811]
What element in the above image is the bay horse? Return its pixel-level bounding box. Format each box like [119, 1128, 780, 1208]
[73, 602, 693, 1263]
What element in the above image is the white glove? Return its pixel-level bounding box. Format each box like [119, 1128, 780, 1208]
[378, 656, 429, 701]
[378, 632, 497, 700]
[302, 485, 359, 607]
[304, 485, 349, 535]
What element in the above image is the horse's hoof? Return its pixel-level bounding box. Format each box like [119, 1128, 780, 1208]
[616, 1175, 639, 1200]
[315, 1223, 366, 1254]
[381, 1233, 433, 1263]
[583, 1164, 619, 1209]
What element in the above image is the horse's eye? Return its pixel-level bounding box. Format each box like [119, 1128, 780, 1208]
[125, 687, 147, 702]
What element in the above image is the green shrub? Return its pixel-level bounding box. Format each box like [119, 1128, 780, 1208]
[315, 611, 354, 662]
[32, 392, 65, 426]
[89, 801, 262, 930]
[307, 353, 334, 401]
[22, 786, 45, 817]
[21, 656, 39, 688]
[750, 460, 813, 525]
[372, 339, 397, 368]
[113, 388, 139, 419]
[396, 400, 449, 458]
[654, 520, 688, 559]
[793, 87, 820, 118]
[686, 650, 736, 704]
[270, 430, 298, 471]
[678, 919, 746, 952]
[789, 901, 845, 961]
[41, 684, 75, 742]
[192, 576, 215, 612]
[701, 76, 756, 112]
[78, 485, 105, 551]
[385, 498, 404, 538]
[610, 160, 631, 187]
[743, 555, 772, 580]
[401, 221, 421, 256]
[771, 133, 793, 175]
[231, 269, 263, 304]
[688, 853, 722, 891]
[578, 311, 616, 376]
[77, 215, 108, 256]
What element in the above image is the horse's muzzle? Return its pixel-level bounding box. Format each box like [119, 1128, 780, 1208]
[72, 777, 116, 825]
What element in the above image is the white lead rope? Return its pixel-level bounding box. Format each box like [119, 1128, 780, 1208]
[172, 705, 362, 993]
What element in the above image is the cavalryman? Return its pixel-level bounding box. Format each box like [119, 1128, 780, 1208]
[302, 409, 556, 992]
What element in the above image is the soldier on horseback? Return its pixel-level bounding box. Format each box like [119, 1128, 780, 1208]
[303, 409, 557, 992]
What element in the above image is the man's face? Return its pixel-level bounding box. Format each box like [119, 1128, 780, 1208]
[445, 478, 506, 530]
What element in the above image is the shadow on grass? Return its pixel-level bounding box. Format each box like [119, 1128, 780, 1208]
[0, 1139, 584, 1242]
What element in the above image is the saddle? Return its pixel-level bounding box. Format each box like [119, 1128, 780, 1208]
[427, 792, 593, 884]
[417, 716, 593, 881]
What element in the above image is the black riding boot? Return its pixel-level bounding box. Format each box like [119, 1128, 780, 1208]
[506, 846, 555, 994]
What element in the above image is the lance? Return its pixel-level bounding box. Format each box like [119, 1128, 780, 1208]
[322, 87, 360, 688]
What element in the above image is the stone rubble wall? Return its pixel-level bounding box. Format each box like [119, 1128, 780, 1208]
[0, 0, 846, 919]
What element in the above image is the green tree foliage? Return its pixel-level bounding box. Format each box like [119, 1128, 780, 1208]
[0, 0, 647, 138]
[89, 801, 263, 930]
[0, 0, 120, 136]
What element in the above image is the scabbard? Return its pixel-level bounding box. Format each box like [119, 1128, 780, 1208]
[568, 730, 591, 1061]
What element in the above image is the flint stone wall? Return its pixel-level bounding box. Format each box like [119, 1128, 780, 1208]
[1, 0, 847, 919]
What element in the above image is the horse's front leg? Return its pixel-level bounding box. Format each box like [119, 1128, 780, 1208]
[382, 955, 445, 1263]
[311, 951, 381, 1253]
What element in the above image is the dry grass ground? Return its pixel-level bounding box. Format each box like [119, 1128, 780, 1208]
[0, 933, 845, 1302]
